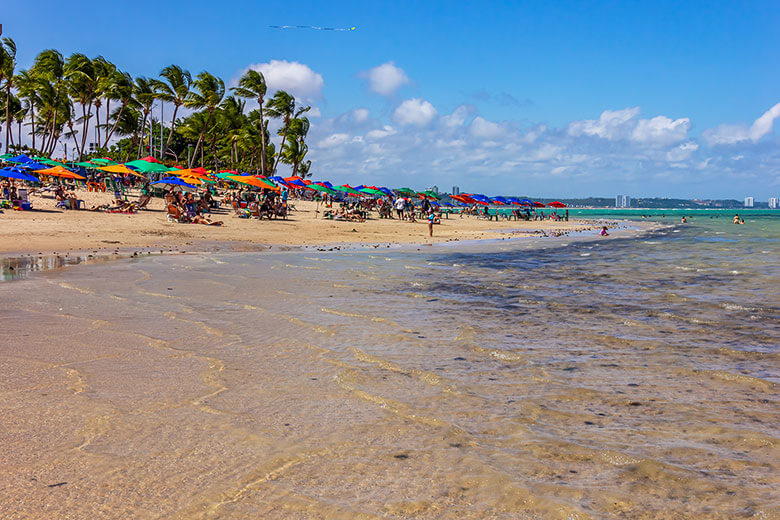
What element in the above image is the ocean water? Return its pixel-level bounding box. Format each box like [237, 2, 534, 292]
[1, 212, 778, 519]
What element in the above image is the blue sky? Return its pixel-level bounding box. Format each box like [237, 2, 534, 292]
[5, 0, 779, 198]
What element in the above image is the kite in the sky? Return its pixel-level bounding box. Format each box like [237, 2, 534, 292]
[269, 25, 356, 31]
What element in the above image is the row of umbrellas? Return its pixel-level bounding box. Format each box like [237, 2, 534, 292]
[0, 153, 567, 207]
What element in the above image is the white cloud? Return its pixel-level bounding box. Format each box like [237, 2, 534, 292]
[470, 116, 504, 139]
[364, 61, 409, 96]
[393, 98, 438, 126]
[441, 105, 474, 128]
[352, 108, 370, 123]
[704, 101, 780, 145]
[246, 60, 324, 99]
[366, 126, 397, 140]
[666, 141, 699, 162]
[308, 107, 321, 117]
[568, 107, 640, 140]
[318, 133, 350, 148]
[632, 115, 690, 145]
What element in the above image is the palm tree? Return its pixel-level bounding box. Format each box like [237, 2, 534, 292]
[14, 69, 40, 151]
[91, 56, 117, 149]
[281, 116, 310, 176]
[103, 70, 134, 145]
[133, 76, 156, 157]
[0, 37, 17, 152]
[64, 53, 100, 159]
[184, 71, 224, 167]
[231, 69, 268, 174]
[151, 65, 192, 156]
[266, 90, 310, 173]
[30, 49, 66, 155]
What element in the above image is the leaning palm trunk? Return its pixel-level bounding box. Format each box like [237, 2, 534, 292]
[189, 108, 215, 168]
[164, 104, 179, 155]
[272, 122, 289, 173]
[104, 102, 126, 144]
[4, 84, 11, 152]
[258, 104, 266, 174]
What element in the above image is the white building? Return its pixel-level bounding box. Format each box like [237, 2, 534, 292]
[769, 197, 778, 209]
[616, 195, 631, 208]
[744, 197, 754, 208]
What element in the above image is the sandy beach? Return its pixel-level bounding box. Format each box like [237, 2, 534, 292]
[0, 190, 603, 256]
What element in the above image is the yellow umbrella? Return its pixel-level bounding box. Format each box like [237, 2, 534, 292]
[34, 165, 87, 180]
[99, 163, 147, 179]
[177, 175, 205, 185]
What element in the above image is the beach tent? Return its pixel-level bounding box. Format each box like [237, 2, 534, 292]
[151, 177, 198, 192]
[0, 167, 39, 182]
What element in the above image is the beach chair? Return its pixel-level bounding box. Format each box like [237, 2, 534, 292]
[135, 194, 152, 210]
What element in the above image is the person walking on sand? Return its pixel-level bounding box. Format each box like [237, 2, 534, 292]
[427, 210, 435, 237]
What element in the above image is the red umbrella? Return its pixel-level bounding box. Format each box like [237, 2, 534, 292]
[548, 201, 567, 208]
[138, 155, 163, 164]
[533, 201, 546, 208]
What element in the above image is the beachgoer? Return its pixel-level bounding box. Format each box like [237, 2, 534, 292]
[600, 226, 609, 236]
[740, 218, 745, 224]
[733, 214, 740, 224]
[681, 216, 687, 223]
[394, 197, 405, 219]
[427, 210, 435, 237]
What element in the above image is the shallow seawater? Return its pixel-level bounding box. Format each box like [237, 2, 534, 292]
[1, 215, 778, 519]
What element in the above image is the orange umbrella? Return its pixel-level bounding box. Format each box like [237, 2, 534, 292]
[98, 163, 147, 179]
[34, 165, 87, 180]
[178, 175, 205, 185]
[227, 175, 279, 191]
[168, 168, 211, 179]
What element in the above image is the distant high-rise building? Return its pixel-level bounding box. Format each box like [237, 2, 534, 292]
[769, 197, 778, 209]
[431, 185, 439, 194]
[616, 195, 631, 208]
[452, 186, 460, 195]
[744, 197, 754, 208]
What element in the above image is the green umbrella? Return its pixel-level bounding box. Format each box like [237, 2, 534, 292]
[124, 159, 170, 173]
[422, 190, 441, 200]
[72, 161, 99, 168]
[359, 187, 386, 197]
[0, 153, 13, 160]
[394, 187, 417, 195]
[308, 183, 338, 195]
[89, 158, 117, 165]
[33, 157, 63, 166]
[333, 185, 362, 196]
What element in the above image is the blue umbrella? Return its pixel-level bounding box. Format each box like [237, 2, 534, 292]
[0, 167, 39, 182]
[151, 177, 197, 192]
[7, 154, 33, 164]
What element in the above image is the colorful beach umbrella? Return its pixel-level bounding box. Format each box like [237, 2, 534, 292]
[99, 163, 147, 178]
[124, 159, 169, 173]
[227, 175, 279, 190]
[307, 183, 338, 195]
[0, 167, 39, 182]
[34, 166, 86, 180]
[7, 154, 34, 164]
[548, 201, 567, 208]
[151, 177, 198, 192]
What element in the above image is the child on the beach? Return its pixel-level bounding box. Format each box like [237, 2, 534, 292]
[600, 226, 609, 236]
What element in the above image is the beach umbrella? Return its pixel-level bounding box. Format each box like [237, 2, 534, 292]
[0, 153, 13, 160]
[151, 177, 198, 192]
[548, 201, 566, 208]
[0, 167, 39, 182]
[33, 157, 64, 167]
[394, 187, 417, 195]
[138, 155, 163, 164]
[89, 158, 117, 166]
[99, 163, 147, 179]
[7, 153, 34, 164]
[333, 184, 363, 196]
[124, 159, 169, 173]
[72, 161, 99, 168]
[359, 187, 386, 197]
[533, 201, 546, 208]
[227, 175, 279, 190]
[34, 165, 87, 180]
[307, 183, 338, 195]
[421, 190, 441, 200]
